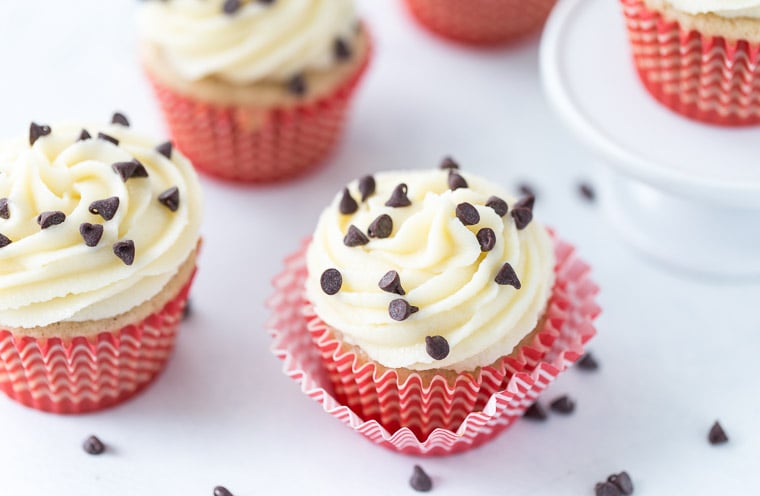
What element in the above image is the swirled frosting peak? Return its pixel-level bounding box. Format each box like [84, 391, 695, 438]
[0, 118, 203, 328]
[305, 167, 555, 372]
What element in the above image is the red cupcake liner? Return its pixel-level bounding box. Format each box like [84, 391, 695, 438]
[268, 233, 599, 456]
[147, 38, 372, 183]
[0, 274, 194, 414]
[621, 0, 760, 126]
[404, 0, 558, 45]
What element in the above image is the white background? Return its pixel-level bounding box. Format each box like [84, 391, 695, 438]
[1, 1, 759, 495]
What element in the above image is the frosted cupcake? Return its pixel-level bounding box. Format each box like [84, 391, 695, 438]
[138, 0, 371, 182]
[621, 0, 760, 125]
[0, 116, 202, 413]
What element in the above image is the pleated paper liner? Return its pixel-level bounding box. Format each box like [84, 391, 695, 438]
[268, 233, 599, 456]
[0, 273, 194, 414]
[621, 0, 760, 126]
[404, 0, 558, 45]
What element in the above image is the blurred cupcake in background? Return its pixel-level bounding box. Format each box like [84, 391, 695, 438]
[138, 0, 371, 182]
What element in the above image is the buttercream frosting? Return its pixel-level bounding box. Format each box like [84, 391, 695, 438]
[665, 0, 760, 18]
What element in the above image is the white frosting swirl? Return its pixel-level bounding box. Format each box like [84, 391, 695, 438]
[0, 123, 203, 328]
[665, 0, 760, 18]
[305, 170, 555, 372]
[137, 0, 358, 84]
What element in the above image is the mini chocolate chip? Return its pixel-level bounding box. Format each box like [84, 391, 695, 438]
[0, 198, 9, 219]
[577, 352, 599, 371]
[368, 214, 393, 238]
[409, 465, 433, 492]
[440, 156, 459, 170]
[79, 223, 104, 247]
[476, 228, 496, 251]
[495, 262, 521, 288]
[448, 172, 468, 190]
[159, 187, 180, 212]
[78, 129, 92, 141]
[320, 268, 342, 295]
[518, 182, 536, 198]
[287, 74, 307, 96]
[455, 202, 479, 226]
[111, 112, 130, 127]
[607, 472, 634, 495]
[523, 402, 548, 421]
[486, 196, 508, 217]
[579, 182, 596, 202]
[113, 240, 135, 266]
[98, 132, 119, 146]
[334, 37, 351, 61]
[339, 188, 358, 215]
[708, 421, 728, 445]
[29, 122, 51, 145]
[358, 175, 375, 202]
[511, 207, 533, 230]
[0, 233, 11, 248]
[112, 159, 149, 182]
[182, 299, 192, 320]
[222, 0, 241, 14]
[213, 486, 234, 496]
[37, 211, 66, 229]
[378, 270, 405, 295]
[389, 299, 418, 321]
[156, 141, 173, 159]
[425, 335, 449, 360]
[89, 197, 120, 221]
[82, 435, 105, 455]
[549, 395, 575, 414]
[343, 225, 369, 247]
[514, 194, 536, 211]
[385, 183, 411, 208]
[595, 482, 622, 496]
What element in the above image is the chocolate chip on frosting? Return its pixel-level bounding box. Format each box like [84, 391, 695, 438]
[112, 159, 149, 182]
[222, 0, 241, 14]
[515, 194, 535, 211]
[98, 132, 119, 146]
[358, 175, 376, 202]
[339, 188, 358, 215]
[0, 198, 9, 219]
[158, 187, 180, 212]
[425, 335, 449, 360]
[379, 270, 405, 295]
[111, 112, 130, 127]
[518, 183, 536, 198]
[455, 202, 479, 226]
[511, 195, 535, 230]
[334, 37, 352, 61]
[409, 465, 433, 492]
[156, 141, 173, 159]
[287, 74, 307, 96]
[385, 183, 411, 208]
[89, 197, 120, 221]
[79, 223, 104, 247]
[37, 211, 66, 229]
[113, 240, 136, 265]
[440, 156, 459, 170]
[495, 262, 521, 288]
[0, 233, 11, 249]
[448, 172, 468, 190]
[486, 196, 508, 217]
[320, 268, 342, 295]
[29, 122, 51, 146]
[367, 214, 393, 238]
[389, 299, 418, 321]
[477, 227, 496, 252]
[78, 129, 92, 141]
[343, 225, 369, 247]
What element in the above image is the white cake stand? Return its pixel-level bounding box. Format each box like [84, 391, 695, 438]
[540, 0, 760, 278]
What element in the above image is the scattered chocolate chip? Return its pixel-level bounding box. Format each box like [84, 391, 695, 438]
[409, 465, 433, 492]
[287, 74, 307, 96]
[320, 268, 342, 295]
[29, 122, 51, 146]
[339, 188, 358, 215]
[343, 225, 369, 247]
[577, 352, 599, 371]
[549, 395, 575, 414]
[112, 159, 149, 182]
[385, 183, 411, 208]
[485, 196, 508, 217]
[158, 187, 180, 212]
[511, 207, 533, 230]
[98, 132, 119, 146]
[37, 211, 66, 229]
[523, 402, 548, 421]
[517, 182, 536, 198]
[595, 481, 622, 496]
[608, 472, 634, 495]
[476, 228, 496, 252]
[495, 262, 521, 288]
[448, 172, 468, 190]
[222, 0, 241, 14]
[440, 156, 459, 170]
[708, 421, 728, 445]
[156, 141, 173, 159]
[378, 270, 405, 295]
[514, 194, 535, 211]
[113, 240, 135, 266]
[0, 233, 11, 248]
[182, 299, 192, 320]
[334, 37, 351, 60]
[78, 129, 92, 141]
[89, 197, 120, 221]
[79, 223, 104, 247]
[0, 198, 8, 219]
[213, 486, 234, 496]
[389, 299, 418, 321]
[455, 202, 480, 226]
[82, 435, 106, 455]
[579, 182, 596, 202]
[358, 175, 375, 202]
[368, 214, 393, 238]
[425, 335, 449, 360]
[111, 112, 130, 127]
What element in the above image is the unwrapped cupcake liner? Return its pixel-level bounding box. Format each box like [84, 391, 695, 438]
[147, 39, 372, 183]
[404, 0, 558, 45]
[268, 234, 599, 456]
[621, 0, 760, 126]
[0, 275, 194, 414]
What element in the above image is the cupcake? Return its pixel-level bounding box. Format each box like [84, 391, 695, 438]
[269, 160, 600, 453]
[621, 0, 760, 126]
[0, 116, 202, 413]
[404, 0, 558, 45]
[138, 0, 371, 182]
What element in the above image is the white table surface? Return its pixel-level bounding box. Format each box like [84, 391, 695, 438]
[1, 1, 758, 495]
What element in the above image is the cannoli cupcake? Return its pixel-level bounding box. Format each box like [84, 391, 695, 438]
[138, 0, 372, 182]
[0, 116, 202, 413]
[621, 0, 760, 125]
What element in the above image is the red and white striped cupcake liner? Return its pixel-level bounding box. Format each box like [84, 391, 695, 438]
[0, 275, 194, 414]
[621, 0, 760, 126]
[268, 233, 599, 456]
